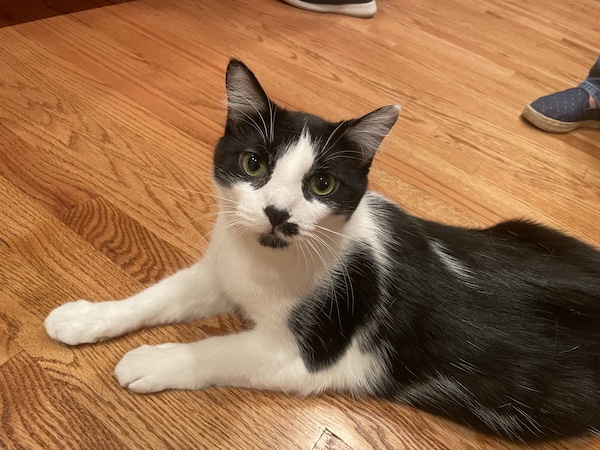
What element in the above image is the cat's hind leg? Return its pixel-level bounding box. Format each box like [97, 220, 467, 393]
[45, 256, 231, 346]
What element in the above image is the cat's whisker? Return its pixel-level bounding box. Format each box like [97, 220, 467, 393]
[303, 236, 337, 320]
[213, 223, 246, 266]
[313, 224, 354, 241]
[169, 207, 242, 246]
[322, 154, 367, 164]
[179, 205, 237, 226]
[314, 225, 389, 262]
[310, 232, 354, 318]
[143, 181, 240, 206]
[304, 231, 348, 322]
[323, 130, 350, 159]
[295, 239, 311, 286]
[301, 236, 328, 290]
[218, 220, 248, 235]
[196, 192, 240, 205]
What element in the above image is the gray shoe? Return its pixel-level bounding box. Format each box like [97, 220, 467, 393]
[282, 0, 377, 18]
[522, 87, 600, 133]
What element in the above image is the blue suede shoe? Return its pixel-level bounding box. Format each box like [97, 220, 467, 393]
[522, 87, 600, 133]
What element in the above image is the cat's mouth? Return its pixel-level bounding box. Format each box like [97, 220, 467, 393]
[258, 232, 289, 249]
[256, 221, 299, 249]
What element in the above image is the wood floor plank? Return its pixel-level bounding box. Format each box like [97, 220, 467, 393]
[61, 197, 194, 285]
[0, 123, 96, 216]
[0, 314, 22, 368]
[313, 429, 353, 450]
[0, 352, 126, 450]
[0, 244, 24, 368]
[11, 12, 225, 142]
[0, 176, 139, 303]
[585, 168, 600, 188]
[0, 40, 215, 255]
[0, 0, 134, 28]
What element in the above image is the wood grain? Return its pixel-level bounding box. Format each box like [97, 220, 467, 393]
[0, 352, 125, 450]
[61, 197, 194, 285]
[0, 315, 22, 368]
[313, 429, 353, 450]
[0, 0, 134, 28]
[0, 0, 599, 448]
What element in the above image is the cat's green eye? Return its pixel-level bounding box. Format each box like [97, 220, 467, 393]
[241, 153, 266, 177]
[310, 174, 336, 196]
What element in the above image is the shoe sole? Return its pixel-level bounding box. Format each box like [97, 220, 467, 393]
[281, 0, 377, 18]
[522, 104, 600, 133]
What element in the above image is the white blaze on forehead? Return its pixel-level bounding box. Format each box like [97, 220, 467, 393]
[265, 131, 316, 207]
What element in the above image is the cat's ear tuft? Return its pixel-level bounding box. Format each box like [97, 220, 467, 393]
[346, 105, 400, 162]
[225, 59, 271, 128]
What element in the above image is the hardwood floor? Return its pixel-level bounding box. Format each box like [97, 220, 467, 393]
[1, 0, 599, 448]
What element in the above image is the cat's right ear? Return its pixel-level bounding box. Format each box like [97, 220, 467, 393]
[225, 59, 271, 130]
[345, 104, 400, 164]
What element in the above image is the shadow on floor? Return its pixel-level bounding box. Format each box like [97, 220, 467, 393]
[0, 0, 135, 28]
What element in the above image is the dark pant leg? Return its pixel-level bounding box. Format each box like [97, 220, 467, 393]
[579, 55, 600, 108]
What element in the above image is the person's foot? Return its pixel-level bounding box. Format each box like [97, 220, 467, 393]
[281, 0, 377, 18]
[522, 87, 600, 133]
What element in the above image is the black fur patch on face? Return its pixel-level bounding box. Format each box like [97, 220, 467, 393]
[289, 246, 378, 371]
[279, 222, 299, 237]
[216, 104, 327, 188]
[302, 128, 371, 217]
[213, 128, 273, 190]
[258, 233, 289, 249]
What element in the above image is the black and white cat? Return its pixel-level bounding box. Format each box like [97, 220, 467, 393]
[45, 59, 600, 443]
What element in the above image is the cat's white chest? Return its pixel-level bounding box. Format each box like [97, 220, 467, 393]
[209, 229, 307, 324]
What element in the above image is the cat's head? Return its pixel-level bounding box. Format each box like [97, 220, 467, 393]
[213, 59, 399, 250]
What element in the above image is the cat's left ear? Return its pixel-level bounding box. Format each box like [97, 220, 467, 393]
[225, 59, 271, 130]
[345, 105, 400, 163]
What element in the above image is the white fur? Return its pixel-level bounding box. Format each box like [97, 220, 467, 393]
[429, 238, 476, 285]
[45, 133, 388, 397]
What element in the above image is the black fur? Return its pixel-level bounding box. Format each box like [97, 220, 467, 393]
[258, 233, 289, 249]
[372, 200, 600, 441]
[289, 246, 380, 371]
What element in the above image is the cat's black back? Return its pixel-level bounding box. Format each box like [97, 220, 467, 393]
[375, 197, 600, 441]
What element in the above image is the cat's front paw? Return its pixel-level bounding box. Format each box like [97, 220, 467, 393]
[45, 299, 127, 345]
[115, 344, 203, 393]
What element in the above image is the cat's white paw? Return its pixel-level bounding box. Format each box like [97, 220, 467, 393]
[115, 344, 203, 393]
[45, 299, 127, 345]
